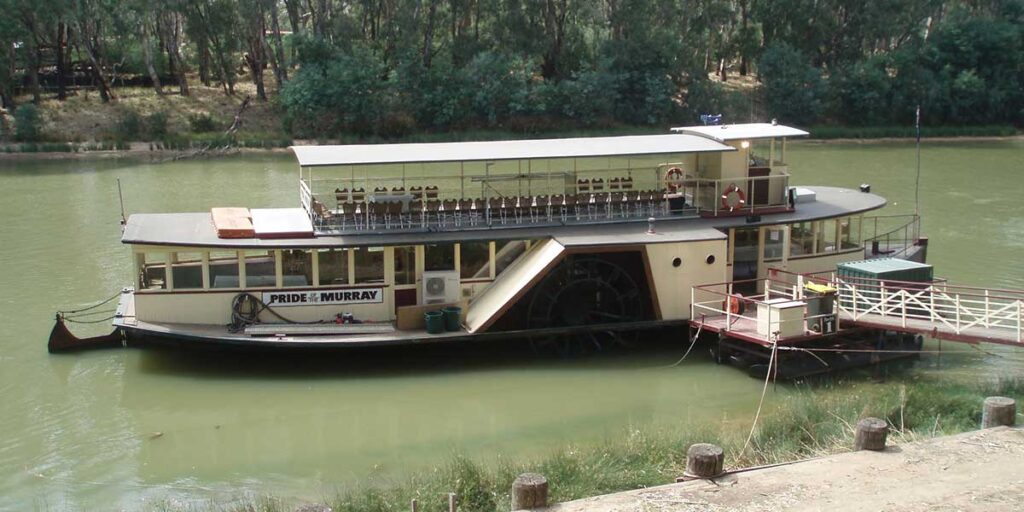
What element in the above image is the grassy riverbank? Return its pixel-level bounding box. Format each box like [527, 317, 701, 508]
[171, 375, 1022, 512]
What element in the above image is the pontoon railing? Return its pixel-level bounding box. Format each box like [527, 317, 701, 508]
[862, 214, 922, 257]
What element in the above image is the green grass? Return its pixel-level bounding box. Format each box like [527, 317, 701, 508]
[149, 375, 1023, 512]
[806, 124, 1020, 139]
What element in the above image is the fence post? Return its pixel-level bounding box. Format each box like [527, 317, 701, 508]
[901, 290, 907, 328]
[880, 281, 887, 316]
[985, 290, 991, 328]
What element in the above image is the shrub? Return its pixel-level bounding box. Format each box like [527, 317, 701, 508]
[189, 113, 218, 133]
[114, 110, 143, 141]
[14, 104, 42, 142]
[146, 111, 170, 139]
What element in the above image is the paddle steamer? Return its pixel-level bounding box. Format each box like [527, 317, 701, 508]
[50, 123, 926, 358]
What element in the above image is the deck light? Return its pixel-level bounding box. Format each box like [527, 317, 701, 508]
[740, 140, 750, 149]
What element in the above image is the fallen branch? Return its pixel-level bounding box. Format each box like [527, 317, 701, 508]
[225, 95, 252, 136]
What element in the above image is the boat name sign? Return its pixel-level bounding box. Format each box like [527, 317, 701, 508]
[262, 288, 383, 307]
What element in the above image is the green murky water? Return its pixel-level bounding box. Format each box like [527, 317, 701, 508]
[1, 139, 1022, 510]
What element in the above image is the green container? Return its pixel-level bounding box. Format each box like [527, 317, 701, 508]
[837, 258, 933, 283]
[425, 310, 445, 334]
[442, 306, 463, 332]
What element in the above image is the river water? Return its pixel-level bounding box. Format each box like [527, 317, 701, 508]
[1, 139, 1022, 510]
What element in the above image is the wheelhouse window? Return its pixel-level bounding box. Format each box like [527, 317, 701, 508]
[141, 253, 167, 290]
[318, 248, 349, 285]
[790, 222, 815, 256]
[282, 249, 313, 287]
[820, 219, 838, 253]
[460, 242, 490, 280]
[353, 247, 384, 283]
[208, 251, 240, 288]
[394, 246, 415, 285]
[170, 252, 204, 289]
[425, 244, 455, 271]
[244, 250, 277, 288]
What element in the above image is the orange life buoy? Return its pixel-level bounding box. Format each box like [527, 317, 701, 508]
[720, 184, 747, 211]
[722, 295, 746, 315]
[664, 167, 684, 193]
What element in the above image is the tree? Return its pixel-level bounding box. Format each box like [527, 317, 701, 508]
[758, 43, 823, 125]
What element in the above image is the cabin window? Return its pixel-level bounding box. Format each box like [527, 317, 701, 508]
[494, 240, 527, 275]
[243, 250, 277, 288]
[840, 216, 862, 249]
[790, 222, 815, 256]
[170, 252, 204, 289]
[820, 219, 838, 253]
[353, 247, 385, 283]
[208, 251, 240, 288]
[460, 242, 490, 280]
[394, 246, 416, 285]
[763, 228, 784, 259]
[424, 244, 455, 271]
[141, 253, 167, 290]
[318, 248, 349, 286]
[282, 249, 313, 287]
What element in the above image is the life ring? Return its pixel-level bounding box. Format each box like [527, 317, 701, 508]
[664, 167, 684, 193]
[722, 295, 746, 315]
[720, 184, 746, 211]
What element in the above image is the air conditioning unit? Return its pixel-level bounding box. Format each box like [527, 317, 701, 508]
[421, 270, 460, 304]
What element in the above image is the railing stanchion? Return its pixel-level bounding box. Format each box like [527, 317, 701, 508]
[955, 294, 961, 334]
[985, 290, 990, 328]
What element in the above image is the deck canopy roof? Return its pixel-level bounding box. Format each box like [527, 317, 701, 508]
[289, 133, 735, 167]
[671, 123, 809, 141]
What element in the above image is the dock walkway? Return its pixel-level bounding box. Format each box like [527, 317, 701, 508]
[548, 427, 1024, 512]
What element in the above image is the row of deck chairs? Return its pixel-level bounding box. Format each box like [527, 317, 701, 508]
[577, 177, 634, 193]
[316, 190, 677, 231]
[334, 186, 439, 207]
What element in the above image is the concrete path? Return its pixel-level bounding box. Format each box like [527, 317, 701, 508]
[549, 427, 1024, 512]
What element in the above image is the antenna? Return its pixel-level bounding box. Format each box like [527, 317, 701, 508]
[914, 105, 921, 216]
[117, 178, 126, 226]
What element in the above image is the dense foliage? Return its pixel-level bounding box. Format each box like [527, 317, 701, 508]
[0, 0, 1021, 137]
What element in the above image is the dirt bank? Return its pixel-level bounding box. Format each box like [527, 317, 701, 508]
[549, 427, 1024, 512]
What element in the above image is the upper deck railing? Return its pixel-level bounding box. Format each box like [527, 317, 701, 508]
[300, 167, 791, 233]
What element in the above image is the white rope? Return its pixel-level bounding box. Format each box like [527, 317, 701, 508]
[739, 338, 778, 457]
[662, 323, 703, 368]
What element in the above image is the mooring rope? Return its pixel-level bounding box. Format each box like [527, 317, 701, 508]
[58, 291, 122, 316]
[62, 315, 117, 324]
[739, 339, 778, 457]
[662, 322, 703, 368]
[227, 293, 325, 333]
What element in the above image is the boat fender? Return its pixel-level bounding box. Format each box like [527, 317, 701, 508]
[720, 184, 746, 211]
[664, 167, 684, 193]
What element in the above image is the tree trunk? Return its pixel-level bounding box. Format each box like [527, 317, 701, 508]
[197, 36, 212, 86]
[26, 36, 41, 103]
[56, 23, 68, 100]
[269, 3, 288, 88]
[76, 27, 115, 102]
[141, 23, 165, 96]
[422, 0, 437, 67]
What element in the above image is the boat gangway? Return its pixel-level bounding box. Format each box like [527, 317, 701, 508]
[691, 271, 1024, 348]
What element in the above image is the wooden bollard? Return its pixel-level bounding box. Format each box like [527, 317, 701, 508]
[854, 417, 888, 451]
[685, 443, 724, 478]
[511, 473, 548, 510]
[982, 396, 1017, 428]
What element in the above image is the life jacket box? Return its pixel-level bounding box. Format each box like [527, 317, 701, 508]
[757, 298, 806, 340]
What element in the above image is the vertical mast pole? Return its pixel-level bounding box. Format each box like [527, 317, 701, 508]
[914, 105, 921, 217]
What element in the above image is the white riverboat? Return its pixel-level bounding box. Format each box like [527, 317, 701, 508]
[49, 123, 926, 354]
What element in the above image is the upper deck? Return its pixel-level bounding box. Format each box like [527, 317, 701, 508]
[292, 125, 808, 235]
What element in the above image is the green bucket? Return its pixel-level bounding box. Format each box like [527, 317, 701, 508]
[442, 306, 463, 332]
[425, 310, 445, 334]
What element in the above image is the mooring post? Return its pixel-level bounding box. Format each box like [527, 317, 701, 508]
[683, 443, 724, 479]
[511, 473, 548, 510]
[982, 396, 1016, 428]
[448, 492, 457, 512]
[410, 498, 418, 512]
[854, 417, 889, 451]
